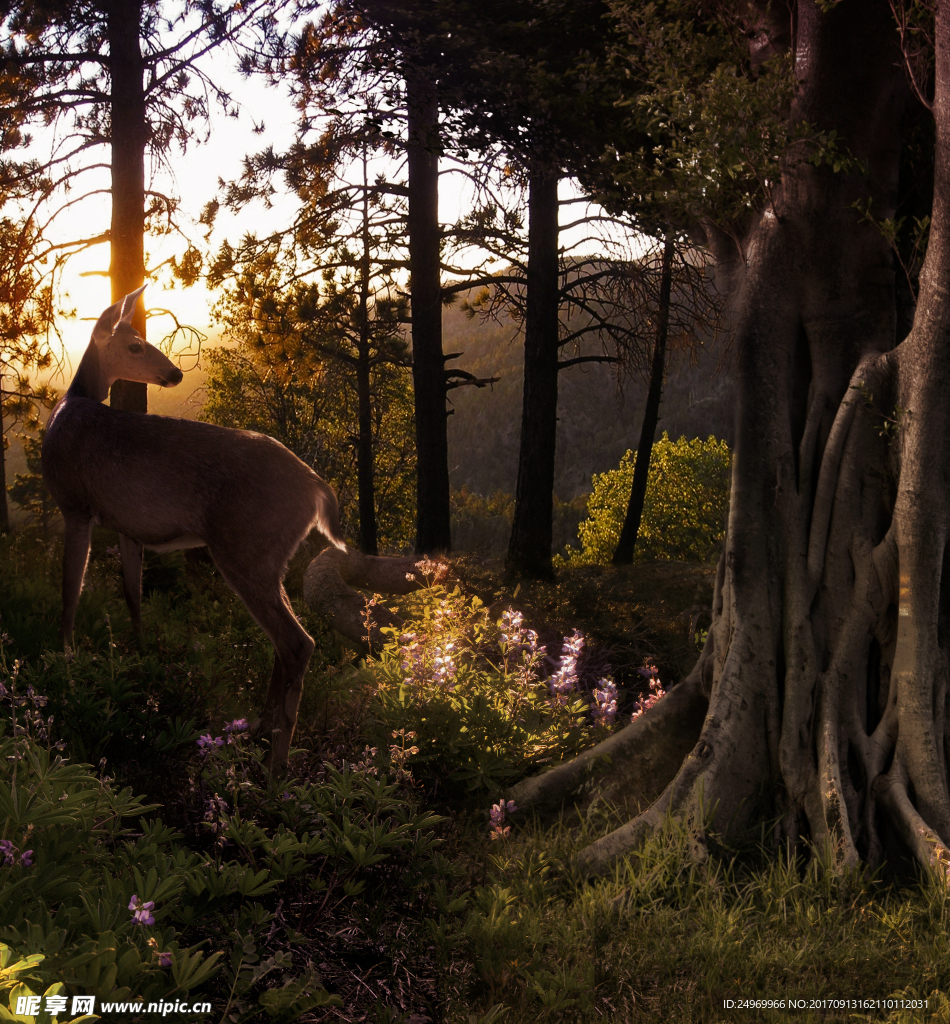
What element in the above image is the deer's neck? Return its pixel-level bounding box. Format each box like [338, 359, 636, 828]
[66, 342, 109, 403]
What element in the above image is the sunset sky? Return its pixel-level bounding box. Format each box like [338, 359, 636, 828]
[24, 35, 640, 392]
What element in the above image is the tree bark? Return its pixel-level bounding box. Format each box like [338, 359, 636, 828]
[0, 385, 9, 535]
[612, 232, 674, 565]
[505, 163, 560, 579]
[406, 67, 450, 555]
[511, 0, 950, 879]
[107, 0, 147, 414]
[356, 159, 379, 555]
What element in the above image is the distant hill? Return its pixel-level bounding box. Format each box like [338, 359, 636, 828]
[444, 295, 737, 501]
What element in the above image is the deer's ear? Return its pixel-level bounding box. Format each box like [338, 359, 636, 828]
[119, 285, 146, 325]
[91, 299, 126, 345]
[90, 285, 146, 345]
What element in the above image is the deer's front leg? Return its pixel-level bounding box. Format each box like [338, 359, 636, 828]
[119, 533, 144, 632]
[61, 517, 93, 644]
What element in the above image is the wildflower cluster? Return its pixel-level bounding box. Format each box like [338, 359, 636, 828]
[196, 717, 249, 752]
[0, 658, 62, 751]
[399, 632, 425, 685]
[548, 630, 584, 704]
[0, 838, 33, 868]
[388, 729, 419, 787]
[591, 678, 619, 728]
[204, 794, 229, 823]
[347, 730, 419, 788]
[432, 641, 457, 689]
[631, 658, 666, 721]
[129, 894, 155, 926]
[489, 799, 517, 841]
[398, 592, 467, 691]
[499, 609, 540, 669]
[349, 745, 380, 776]
[370, 590, 670, 799]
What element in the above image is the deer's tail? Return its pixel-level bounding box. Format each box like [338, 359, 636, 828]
[316, 481, 348, 552]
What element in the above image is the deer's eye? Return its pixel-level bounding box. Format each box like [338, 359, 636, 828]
[128, 342, 143, 354]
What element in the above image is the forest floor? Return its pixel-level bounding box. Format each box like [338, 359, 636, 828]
[0, 531, 945, 1024]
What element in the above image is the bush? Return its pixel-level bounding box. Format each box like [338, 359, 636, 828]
[561, 433, 732, 566]
[354, 587, 632, 798]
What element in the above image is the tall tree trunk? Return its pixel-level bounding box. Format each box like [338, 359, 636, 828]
[356, 350, 378, 555]
[612, 233, 674, 565]
[510, 0, 950, 879]
[406, 67, 450, 554]
[107, 0, 147, 414]
[356, 157, 378, 555]
[0, 380, 8, 535]
[505, 163, 560, 579]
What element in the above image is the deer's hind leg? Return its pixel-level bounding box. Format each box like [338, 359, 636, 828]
[209, 547, 315, 772]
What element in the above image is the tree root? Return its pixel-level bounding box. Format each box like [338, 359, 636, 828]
[507, 670, 709, 822]
[302, 547, 451, 652]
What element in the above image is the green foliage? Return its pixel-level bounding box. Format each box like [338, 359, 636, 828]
[601, 1, 795, 227]
[205, 272, 416, 551]
[7, 432, 57, 540]
[563, 433, 731, 566]
[0, 729, 222, 1005]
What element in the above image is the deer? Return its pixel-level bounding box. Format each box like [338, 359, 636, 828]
[41, 286, 348, 771]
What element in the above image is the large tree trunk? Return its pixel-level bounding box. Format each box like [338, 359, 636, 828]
[107, 0, 147, 414]
[505, 163, 560, 579]
[612, 233, 674, 565]
[512, 0, 950, 879]
[406, 67, 450, 555]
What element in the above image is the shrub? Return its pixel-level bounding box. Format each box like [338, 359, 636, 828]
[356, 588, 629, 798]
[561, 433, 732, 565]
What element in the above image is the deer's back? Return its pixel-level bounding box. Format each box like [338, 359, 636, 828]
[42, 398, 330, 548]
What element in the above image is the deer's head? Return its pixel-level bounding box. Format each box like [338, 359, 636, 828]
[91, 286, 184, 390]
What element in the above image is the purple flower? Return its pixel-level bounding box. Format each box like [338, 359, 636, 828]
[158, 950, 173, 968]
[0, 840, 16, 866]
[489, 799, 517, 840]
[19, 849, 33, 868]
[549, 630, 584, 703]
[592, 678, 618, 728]
[204, 794, 229, 821]
[197, 734, 224, 750]
[128, 895, 155, 926]
[433, 643, 457, 689]
[399, 633, 425, 685]
[500, 609, 540, 658]
[225, 718, 248, 733]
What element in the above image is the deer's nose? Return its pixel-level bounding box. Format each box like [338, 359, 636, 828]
[163, 368, 184, 387]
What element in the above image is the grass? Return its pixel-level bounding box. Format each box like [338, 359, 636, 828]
[0, 528, 947, 1023]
